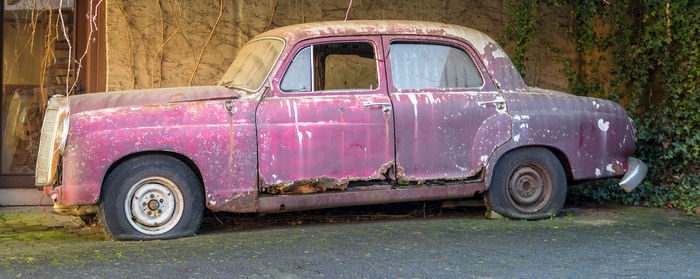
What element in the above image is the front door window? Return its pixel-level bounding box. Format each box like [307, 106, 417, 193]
[279, 42, 379, 93]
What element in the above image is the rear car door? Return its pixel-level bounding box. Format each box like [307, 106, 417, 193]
[256, 36, 395, 194]
[382, 35, 511, 182]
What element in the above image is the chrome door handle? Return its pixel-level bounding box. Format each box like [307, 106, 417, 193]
[362, 102, 392, 112]
[477, 99, 505, 109]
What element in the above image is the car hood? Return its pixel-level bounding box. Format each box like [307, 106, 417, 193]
[67, 86, 243, 114]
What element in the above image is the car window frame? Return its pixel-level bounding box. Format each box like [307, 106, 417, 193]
[381, 35, 497, 93]
[272, 36, 386, 97]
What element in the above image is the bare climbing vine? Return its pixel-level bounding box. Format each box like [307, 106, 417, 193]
[188, 0, 227, 86]
[264, 0, 280, 32]
[114, 0, 136, 90]
[70, 0, 104, 95]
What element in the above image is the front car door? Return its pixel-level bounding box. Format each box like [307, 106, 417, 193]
[382, 35, 511, 182]
[256, 36, 395, 194]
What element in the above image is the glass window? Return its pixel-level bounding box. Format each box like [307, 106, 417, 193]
[219, 38, 284, 92]
[280, 47, 312, 92]
[280, 42, 378, 93]
[390, 43, 483, 89]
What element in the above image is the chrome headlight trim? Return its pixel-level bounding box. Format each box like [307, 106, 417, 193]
[35, 95, 69, 186]
[56, 110, 70, 154]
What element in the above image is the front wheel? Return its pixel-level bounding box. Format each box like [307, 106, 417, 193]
[98, 155, 204, 240]
[485, 147, 567, 219]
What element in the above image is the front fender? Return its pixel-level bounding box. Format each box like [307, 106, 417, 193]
[57, 99, 258, 210]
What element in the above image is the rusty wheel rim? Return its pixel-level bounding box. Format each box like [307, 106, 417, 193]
[507, 162, 552, 213]
[124, 177, 184, 235]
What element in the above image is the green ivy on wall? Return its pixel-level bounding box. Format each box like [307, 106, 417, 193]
[501, 0, 540, 77]
[502, 0, 699, 214]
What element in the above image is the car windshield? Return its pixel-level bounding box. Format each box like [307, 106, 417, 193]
[218, 38, 284, 92]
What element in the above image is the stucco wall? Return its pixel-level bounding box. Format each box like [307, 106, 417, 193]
[106, 0, 577, 92]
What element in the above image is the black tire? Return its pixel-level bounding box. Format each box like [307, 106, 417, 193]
[485, 147, 567, 219]
[98, 155, 204, 240]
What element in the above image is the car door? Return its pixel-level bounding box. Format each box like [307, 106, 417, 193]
[382, 35, 511, 182]
[256, 36, 395, 194]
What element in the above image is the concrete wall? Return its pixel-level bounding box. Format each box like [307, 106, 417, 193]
[105, 0, 577, 92]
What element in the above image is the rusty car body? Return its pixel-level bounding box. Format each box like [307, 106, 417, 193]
[36, 21, 647, 240]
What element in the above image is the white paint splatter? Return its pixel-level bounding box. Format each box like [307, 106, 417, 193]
[598, 119, 610, 132]
[595, 168, 601, 177]
[513, 134, 520, 142]
[513, 115, 521, 121]
[305, 131, 312, 139]
[480, 155, 489, 162]
[283, 100, 291, 118]
[519, 123, 529, 128]
[492, 47, 508, 58]
[425, 94, 436, 104]
[293, 102, 302, 145]
[407, 94, 419, 135]
[606, 164, 614, 173]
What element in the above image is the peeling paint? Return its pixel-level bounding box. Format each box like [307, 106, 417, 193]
[293, 102, 303, 145]
[54, 21, 639, 213]
[598, 119, 610, 132]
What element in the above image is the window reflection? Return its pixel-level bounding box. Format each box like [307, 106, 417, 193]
[3, 4, 75, 174]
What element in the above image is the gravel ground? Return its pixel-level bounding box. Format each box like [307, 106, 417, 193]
[1, 201, 698, 278]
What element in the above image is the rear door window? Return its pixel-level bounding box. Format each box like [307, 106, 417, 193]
[389, 43, 483, 89]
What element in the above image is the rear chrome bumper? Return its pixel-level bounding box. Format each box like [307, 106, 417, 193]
[619, 157, 647, 193]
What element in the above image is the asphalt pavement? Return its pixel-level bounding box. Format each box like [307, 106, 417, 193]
[1, 201, 698, 278]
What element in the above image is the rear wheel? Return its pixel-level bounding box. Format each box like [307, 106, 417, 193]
[98, 155, 204, 240]
[485, 147, 566, 219]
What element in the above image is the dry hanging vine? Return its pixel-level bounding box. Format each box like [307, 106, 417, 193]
[188, 0, 227, 86]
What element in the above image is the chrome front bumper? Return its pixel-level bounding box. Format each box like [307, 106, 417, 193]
[619, 157, 648, 193]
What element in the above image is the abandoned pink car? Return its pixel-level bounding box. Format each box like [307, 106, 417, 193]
[36, 21, 647, 240]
